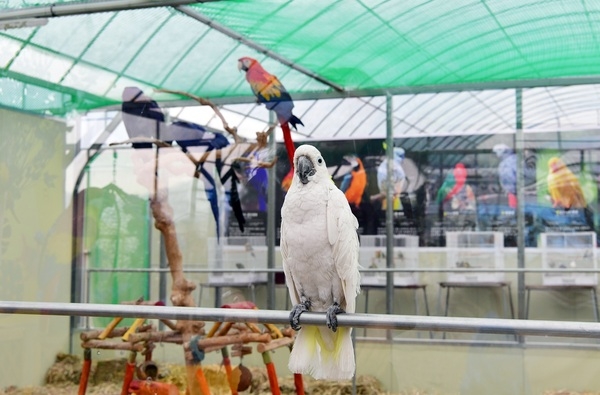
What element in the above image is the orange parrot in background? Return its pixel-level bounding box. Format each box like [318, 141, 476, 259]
[547, 157, 587, 209]
[238, 57, 303, 191]
[340, 155, 367, 208]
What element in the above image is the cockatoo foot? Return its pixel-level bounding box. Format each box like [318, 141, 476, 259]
[326, 302, 345, 332]
[290, 298, 311, 331]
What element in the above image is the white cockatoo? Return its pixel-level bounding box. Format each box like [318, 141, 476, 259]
[281, 144, 361, 380]
[371, 147, 406, 208]
[377, 147, 406, 194]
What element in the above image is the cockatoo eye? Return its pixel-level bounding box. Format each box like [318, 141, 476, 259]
[317, 158, 323, 164]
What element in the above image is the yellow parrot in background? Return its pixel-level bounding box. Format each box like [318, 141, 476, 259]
[547, 157, 587, 209]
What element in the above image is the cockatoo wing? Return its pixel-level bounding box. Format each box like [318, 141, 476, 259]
[326, 183, 360, 314]
[280, 219, 300, 307]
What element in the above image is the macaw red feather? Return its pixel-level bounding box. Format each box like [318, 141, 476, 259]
[280, 122, 295, 191]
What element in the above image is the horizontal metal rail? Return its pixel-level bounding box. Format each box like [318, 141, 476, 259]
[85, 267, 600, 274]
[0, 0, 216, 21]
[2, 301, 600, 338]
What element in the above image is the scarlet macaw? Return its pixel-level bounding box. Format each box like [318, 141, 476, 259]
[238, 57, 303, 190]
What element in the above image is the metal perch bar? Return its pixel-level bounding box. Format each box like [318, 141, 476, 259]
[3, 301, 600, 339]
[85, 267, 600, 273]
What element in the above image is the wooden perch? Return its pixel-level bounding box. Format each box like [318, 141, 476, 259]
[160, 319, 179, 331]
[109, 137, 201, 168]
[155, 88, 240, 143]
[127, 331, 185, 344]
[257, 336, 294, 353]
[81, 340, 145, 352]
[196, 332, 271, 349]
[122, 318, 146, 341]
[155, 88, 279, 169]
[216, 322, 234, 337]
[80, 324, 153, 341]
[231, 344, 253, 357]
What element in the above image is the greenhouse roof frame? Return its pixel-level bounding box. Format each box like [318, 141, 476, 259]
[3, 0, 600, 118]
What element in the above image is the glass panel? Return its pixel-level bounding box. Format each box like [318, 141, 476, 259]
[6, 2, 600, 393]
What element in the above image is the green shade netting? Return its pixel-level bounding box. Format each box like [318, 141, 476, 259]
[3, 1, 600, 115]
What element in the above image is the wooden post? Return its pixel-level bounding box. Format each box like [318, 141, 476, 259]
[77, 348, 92, 395]
[121, 351, 137, 395]
[262, 351, 281, 395]
[151, 191, 204, 395]
[221, 347, 238, 395]
[193, 365, 211, 395]
[294, 373, 305, 395]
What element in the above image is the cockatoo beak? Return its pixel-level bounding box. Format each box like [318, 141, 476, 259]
[296, 155, 315, 184]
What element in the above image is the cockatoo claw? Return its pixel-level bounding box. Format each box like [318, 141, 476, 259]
[326, 302, 345, 333]
[289, 299, 311, 331]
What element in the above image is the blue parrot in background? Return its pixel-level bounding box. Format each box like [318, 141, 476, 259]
[493, 144, 518, 208]
[234, 152, 269, 212]
[493, 144, 536, 209]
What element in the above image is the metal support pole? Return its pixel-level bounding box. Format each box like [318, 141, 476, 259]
[515, 88, 526, 321]
[0, 0, 215, 21]
[266, 111, 277, 310]
[385, 93, 394, 316]
[159, 235, 168, 304]
[6, 301, 600, 339]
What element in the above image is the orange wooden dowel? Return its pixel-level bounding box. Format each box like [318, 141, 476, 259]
[262, 352, 281, 395]
[120, 351, 137, 395]
[77, 349, 92, 395]
[221, 348, 237, 395]
[194, 365, 212, 395]
[294, 373, 305, 395]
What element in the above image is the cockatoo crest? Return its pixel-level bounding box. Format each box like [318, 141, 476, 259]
[493, 143, 514, 159]
[393, 147, 405, 162]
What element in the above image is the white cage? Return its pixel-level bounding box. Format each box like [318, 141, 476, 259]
[207, 236, 268, 285]
[446, 231, 504, 283]
[359, 235, 419, 286]
[541, 232, 597, 286]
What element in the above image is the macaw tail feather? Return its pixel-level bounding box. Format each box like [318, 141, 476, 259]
[288, 325, 355, 381]
[229, 176, 245, 232]
[288, 115, 304, 129]
[280, 122, 296, 167]
[204, 188, 220, 236]
[282, 168, 294, 192]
